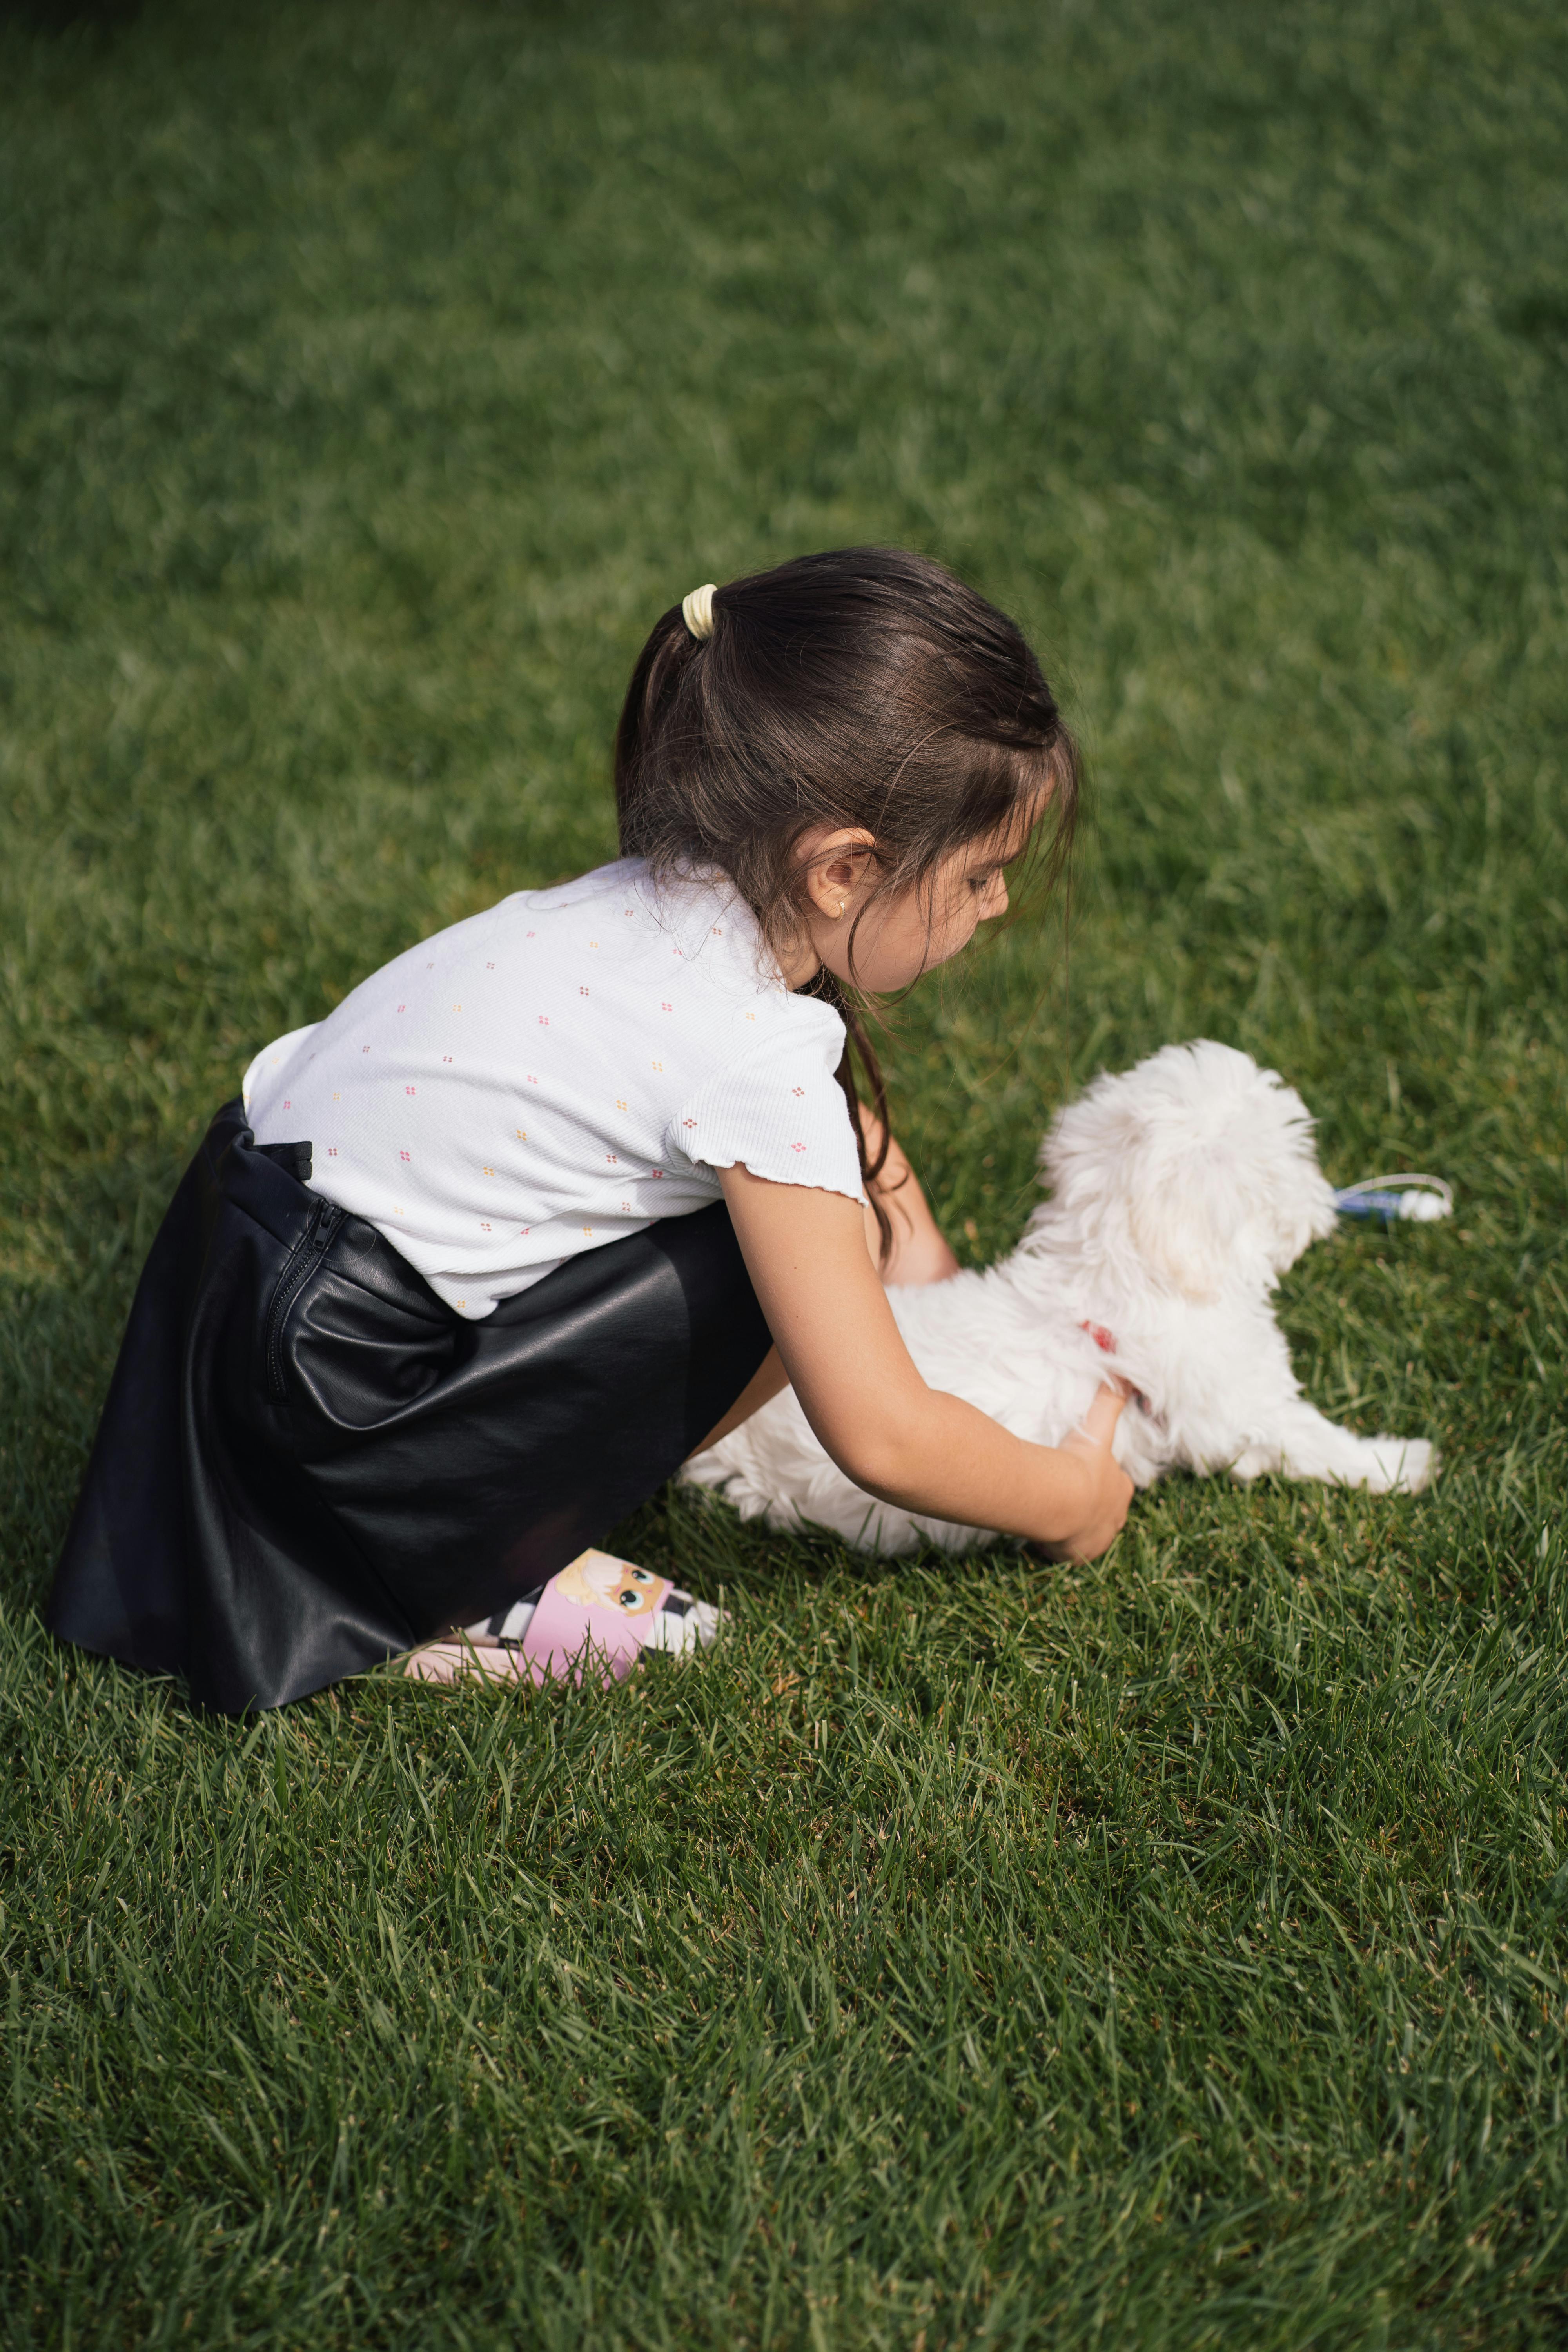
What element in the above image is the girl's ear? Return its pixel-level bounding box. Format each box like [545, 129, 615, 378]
[796, 825, 878, 920]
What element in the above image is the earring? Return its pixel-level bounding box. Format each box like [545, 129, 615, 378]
[835, 902, 847, 918]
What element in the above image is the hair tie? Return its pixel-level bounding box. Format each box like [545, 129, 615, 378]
[682, 583, 717, 641]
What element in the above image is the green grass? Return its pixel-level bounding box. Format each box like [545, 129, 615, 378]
[2, 0, 1567, 2343]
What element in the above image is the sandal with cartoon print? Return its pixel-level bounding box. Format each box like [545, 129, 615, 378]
[401, 1548, 722, 1688]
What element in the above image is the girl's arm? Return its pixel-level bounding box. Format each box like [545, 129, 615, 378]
[718, 1163, 1132, 1562]
[856, 1105, 961, 1284]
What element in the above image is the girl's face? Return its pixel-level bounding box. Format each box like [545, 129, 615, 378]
[795, 815, 1029, 993]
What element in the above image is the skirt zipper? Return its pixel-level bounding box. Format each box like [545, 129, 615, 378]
[265, 1200, 342, 1402]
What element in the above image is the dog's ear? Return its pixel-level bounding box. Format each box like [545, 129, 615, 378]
[1039, 1091, 1240, 1302]
[1125, 1149, 1236, 1303]
[1123, 1095, 1337, 1296]
[1046, 1041, 1337, 1301]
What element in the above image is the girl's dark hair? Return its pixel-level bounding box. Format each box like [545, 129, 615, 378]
[614, 546, 1080, 1256]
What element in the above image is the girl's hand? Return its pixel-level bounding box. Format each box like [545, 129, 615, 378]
[718, 1166, 1137, 1559]
[1038, 1383, 1135, 1563]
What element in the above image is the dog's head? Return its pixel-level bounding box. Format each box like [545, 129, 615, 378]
[1025, 1041, 1338, 1302]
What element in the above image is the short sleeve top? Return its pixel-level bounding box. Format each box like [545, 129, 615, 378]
[241, 859, 865, 1319]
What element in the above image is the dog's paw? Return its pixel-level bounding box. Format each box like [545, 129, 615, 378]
[1361, 1436, 1439, 1494]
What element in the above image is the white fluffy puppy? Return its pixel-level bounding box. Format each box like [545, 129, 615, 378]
[684, 1040, 1437, 1554]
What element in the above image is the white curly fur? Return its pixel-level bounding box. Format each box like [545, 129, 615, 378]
[684, 1040, 1437, 1553]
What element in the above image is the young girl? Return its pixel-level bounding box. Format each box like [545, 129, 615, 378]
[49, 548, 1132, 1713]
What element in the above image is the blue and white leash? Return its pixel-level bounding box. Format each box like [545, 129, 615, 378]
[1332, 1172, 1454, 1225]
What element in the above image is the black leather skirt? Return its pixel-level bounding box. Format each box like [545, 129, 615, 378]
[47, 1100, 773, 1714]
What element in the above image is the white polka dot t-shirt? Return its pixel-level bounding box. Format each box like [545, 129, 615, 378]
[241, 860, 864, 1319]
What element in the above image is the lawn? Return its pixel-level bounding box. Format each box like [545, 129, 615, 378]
[2, 0, 1566, 2343]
